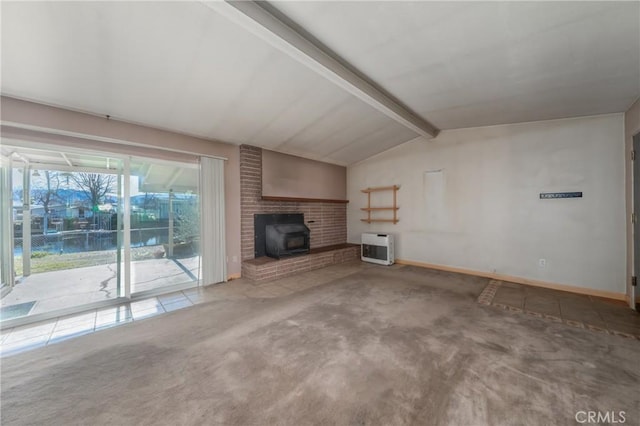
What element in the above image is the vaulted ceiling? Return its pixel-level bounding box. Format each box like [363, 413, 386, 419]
[2, 1, 638, 165]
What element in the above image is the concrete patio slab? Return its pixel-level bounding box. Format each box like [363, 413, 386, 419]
[1, 256, 199, 318]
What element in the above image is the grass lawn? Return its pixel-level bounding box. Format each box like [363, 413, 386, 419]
[14, 246, 164, 275]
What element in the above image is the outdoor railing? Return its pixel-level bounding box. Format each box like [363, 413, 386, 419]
[12, 226, 183, 255]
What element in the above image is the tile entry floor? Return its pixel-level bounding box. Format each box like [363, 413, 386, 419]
[480, 280, 640, 339]
[0, 288, 207, 357]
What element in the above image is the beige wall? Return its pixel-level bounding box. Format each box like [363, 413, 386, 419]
[1, 96, 242, 278]
[348, 114, 626, 297]
[262, 149, 347, 200]
[625, 98, 640, 306]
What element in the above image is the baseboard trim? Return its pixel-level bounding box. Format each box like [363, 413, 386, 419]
[395, 259, 626, 301]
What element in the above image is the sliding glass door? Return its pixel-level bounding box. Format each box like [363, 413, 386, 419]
[0, 147, 124, 321]
[0, 144, 202, 325]
[129, 157, 201, 295]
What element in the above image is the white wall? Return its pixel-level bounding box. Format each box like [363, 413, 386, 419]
[348, 114, 626, 294]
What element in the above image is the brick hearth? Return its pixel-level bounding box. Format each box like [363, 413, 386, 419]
[242, 243, 360, 281]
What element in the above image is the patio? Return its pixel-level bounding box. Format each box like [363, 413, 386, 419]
[1, 256, 199, 319]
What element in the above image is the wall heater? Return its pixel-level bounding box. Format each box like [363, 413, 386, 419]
[361, 233, 395, 266]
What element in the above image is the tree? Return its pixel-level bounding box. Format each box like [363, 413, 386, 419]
[72, 173, 116, 226]
[142, 192, 159, 212]
[174, 199, 199, 244]
[72, 173, 115, 208]
[32, 171, 61, 234]
[12, 188, 23, 203]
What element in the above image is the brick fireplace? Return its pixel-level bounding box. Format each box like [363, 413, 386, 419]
[240, 145, 358, 280]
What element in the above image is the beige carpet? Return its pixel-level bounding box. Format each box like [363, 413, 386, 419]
[1, 264, 638, 425]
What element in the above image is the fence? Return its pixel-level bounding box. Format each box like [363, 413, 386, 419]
[12, 226, 180, 256]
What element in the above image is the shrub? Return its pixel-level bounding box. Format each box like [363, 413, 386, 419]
[30, 251, 50, 259]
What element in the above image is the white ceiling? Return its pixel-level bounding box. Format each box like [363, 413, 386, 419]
[2, 1, 639, 165]
[272, 1, 640, 130]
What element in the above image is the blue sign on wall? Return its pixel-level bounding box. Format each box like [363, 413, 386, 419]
[539, 192, 583, 199]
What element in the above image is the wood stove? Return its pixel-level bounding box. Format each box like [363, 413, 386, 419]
[254, 213, 310, 259]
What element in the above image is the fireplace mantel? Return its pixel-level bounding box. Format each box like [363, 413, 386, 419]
[261, 196, 349, 204]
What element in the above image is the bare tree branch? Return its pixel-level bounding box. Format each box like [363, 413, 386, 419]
[72, 173, 116, 208]
[32, 171, 62, 234]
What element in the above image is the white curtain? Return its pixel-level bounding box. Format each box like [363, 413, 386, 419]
[200, 156, 226, 285]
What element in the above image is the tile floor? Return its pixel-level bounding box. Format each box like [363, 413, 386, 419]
[482, 281, 640, 340]
[0, 288, 207, 357]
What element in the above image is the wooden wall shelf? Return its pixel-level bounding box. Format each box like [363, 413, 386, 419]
[261, 196, 349, 204]
[361, 186, 398, 193]
[361, 185, 399, 224]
